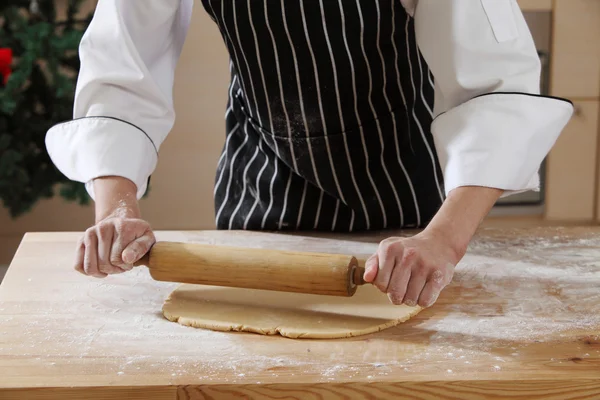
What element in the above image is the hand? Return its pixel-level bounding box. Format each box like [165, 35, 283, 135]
[363, 186, 503, 307]
[363, 230, 464, 308]
[75, 212, 155, 278]
[74, 176, 155, 278]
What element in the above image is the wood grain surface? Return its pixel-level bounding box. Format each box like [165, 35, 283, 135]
[142, 241, 362, 296]
[1, 228, 599, 399]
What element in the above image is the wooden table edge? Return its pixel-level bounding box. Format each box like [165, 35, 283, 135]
[2, 379, 600, 399]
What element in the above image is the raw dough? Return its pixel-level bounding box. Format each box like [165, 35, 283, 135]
[162, 284, 422, 339]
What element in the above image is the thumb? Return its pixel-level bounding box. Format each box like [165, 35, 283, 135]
[362, 253, 379, 283]
[122, 233, 155, 265]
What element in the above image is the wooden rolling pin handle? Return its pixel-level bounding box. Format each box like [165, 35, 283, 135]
[135, 242, 365, 297]
[353, 265, 366, 286]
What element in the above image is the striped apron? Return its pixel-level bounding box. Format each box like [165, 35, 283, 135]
[203, 0, 444, 232]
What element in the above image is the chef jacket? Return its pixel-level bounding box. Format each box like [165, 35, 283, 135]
[46, 0, 573, 231]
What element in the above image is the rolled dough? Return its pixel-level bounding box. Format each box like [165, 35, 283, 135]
[162, 284, 422, 339]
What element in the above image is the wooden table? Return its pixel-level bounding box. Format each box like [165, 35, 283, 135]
[1, 228, 599, 399]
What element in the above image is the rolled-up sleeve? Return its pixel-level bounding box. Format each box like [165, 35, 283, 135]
[45, 0, 193, 199]
[408, 0, 573, 197]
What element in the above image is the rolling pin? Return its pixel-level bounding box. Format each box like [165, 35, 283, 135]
[136, 241, 366, 297]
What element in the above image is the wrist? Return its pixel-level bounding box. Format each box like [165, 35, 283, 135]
[423, 186, 503, 261]
[92, 176, 141, 222]
[420, 223, 469, 264]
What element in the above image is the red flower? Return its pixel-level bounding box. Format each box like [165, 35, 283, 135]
[0, 48, 13, 86]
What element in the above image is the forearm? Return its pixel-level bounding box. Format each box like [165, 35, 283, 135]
[424, 186, 502, 257]
[93, 177, 141, 223]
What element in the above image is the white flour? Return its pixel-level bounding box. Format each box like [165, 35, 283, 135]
[397, 231, 600, 372]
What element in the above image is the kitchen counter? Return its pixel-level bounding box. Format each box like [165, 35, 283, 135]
[1, 228, 599, 399]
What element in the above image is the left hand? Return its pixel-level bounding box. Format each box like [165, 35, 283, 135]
[363, 230, 465, 308]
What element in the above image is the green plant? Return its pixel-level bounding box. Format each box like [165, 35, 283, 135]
[0, 0, 92, 217]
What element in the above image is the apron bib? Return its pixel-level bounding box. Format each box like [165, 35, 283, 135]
[202, 0, 443, 231]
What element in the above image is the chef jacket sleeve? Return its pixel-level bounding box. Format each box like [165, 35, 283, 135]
[45, 0, 193, 200]
[406, 0, 573, 197]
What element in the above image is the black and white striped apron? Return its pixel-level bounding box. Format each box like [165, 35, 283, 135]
[203, 0, 444, 232]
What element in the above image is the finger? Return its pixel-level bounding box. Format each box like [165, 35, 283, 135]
[122, 232, 155, 265]
[386, 246, 418, 304]
[386, 263, 412, 305]
[110, 234, 127, 269]
[74, 238, 85, 274]
[109, 219, 134, 268]
[402, 268, 427, 307]
[363, 254, 379, 283]
[418, 263, 455, 307]
[418, 280, 442, 308]
[373, 238, 402, 292]
[83, 231, 106, 278]
[96, 225, 122, 275]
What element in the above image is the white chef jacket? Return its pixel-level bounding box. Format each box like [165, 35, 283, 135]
[46, 0, 574, 202]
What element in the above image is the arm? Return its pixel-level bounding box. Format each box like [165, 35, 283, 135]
[46, 0, 193, 277]
[365, 0, 573, 307]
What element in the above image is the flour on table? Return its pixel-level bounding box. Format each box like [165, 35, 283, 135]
[408, 230, 600, 364]
[4, 229, 599, 384]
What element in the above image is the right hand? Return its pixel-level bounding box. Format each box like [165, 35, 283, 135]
[74, 177, 156, 278]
